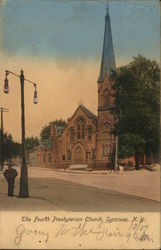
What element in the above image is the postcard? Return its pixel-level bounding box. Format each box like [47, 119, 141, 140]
[0, 0, 160, 249]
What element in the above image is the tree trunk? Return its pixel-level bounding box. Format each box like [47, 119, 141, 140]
[140, 154, 144, 166]
[145, 152, 152, 165]
[135, 152, 140, 170]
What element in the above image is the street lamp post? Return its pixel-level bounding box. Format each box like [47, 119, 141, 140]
[3, 69, 38, 198]
[19, 70, 28, 197]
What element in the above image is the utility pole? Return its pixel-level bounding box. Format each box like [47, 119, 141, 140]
[0, 107, 9, 171]
[115, 135, 118, 172]
[114, 117, 119, 172]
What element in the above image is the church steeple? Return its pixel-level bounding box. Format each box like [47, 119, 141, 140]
[98, 1, 116, 83]
[96, 1, 116, 168]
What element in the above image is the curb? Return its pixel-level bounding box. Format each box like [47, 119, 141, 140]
[28, 166, 118, 175]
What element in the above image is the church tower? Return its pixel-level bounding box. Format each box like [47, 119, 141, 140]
[95, 2, 116, 168]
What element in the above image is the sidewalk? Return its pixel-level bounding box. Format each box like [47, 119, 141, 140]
[0, 170, 58, 211]
[0, 192, 57, 211]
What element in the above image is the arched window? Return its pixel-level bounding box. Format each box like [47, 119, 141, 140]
[78, 123, 81, 139]
[91, 149, 95, 159]
[109, 144, 112, 156]
[77, 118, 85, 139]
[43, 154, 46, 163]
[104, 89, 110, 106]
[70, 128, 74, 143]
[105, 145, 109, 156]
[87, 126, 93, 141]
[102, 145, 111, 157]
[102, 145, 105, 157]
[48, 153, 52, 163]
[68, 150, 71, 160]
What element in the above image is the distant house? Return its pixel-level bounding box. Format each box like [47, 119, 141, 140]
[28, 149, 38, 168]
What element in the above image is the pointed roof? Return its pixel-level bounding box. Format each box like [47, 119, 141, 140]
[80, 105, 97, 121]
[98, 1, 116, 83]
[67, 105, 98, 123]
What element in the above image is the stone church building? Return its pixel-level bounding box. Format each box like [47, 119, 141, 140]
[36, 4, 117, 169]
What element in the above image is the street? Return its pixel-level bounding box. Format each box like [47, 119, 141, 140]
[0, 166, 160, 212]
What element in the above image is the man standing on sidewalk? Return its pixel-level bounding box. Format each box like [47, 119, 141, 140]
[3, 160, 18, 197]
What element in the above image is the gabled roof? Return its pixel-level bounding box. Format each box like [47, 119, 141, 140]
[67, 105, 97, 124]
[80, 105, 97, 121]
[98, 1, 116, 83]
[59, 104, 97, 136]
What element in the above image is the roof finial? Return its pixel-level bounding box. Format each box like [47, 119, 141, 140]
[107, 0, 109, 10]
[105, 1, 110, 21]
[77, 99, 84, 106]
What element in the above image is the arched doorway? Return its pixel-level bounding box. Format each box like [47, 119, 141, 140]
[74, 146, 85, 163]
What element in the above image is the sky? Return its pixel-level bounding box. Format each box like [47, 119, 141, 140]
[0, 0, 160, 140]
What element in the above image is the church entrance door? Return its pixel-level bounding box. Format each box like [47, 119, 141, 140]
[74, 146, 85, 163]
